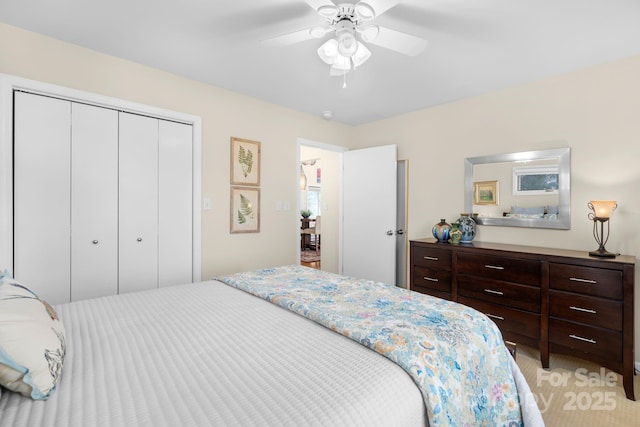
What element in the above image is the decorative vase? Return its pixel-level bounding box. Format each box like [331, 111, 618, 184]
[432, 219, 452, 243]
[458, 213, 477, 243]
[450, 223, 462, 244]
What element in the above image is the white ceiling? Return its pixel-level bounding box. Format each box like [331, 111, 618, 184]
[2, 0, 640, 125]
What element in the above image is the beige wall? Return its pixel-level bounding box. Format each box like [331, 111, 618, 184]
[353, 56, 640, 256]
[2, 22, 639, 359]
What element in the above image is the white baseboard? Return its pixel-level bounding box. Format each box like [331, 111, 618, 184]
[635, 361, 640, 374]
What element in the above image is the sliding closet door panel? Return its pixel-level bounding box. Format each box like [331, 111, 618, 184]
[71, 103, 118, 301]
[13, 92, 71, 305]
[119, 112, 159, 293]
[158, 120, 193, 287]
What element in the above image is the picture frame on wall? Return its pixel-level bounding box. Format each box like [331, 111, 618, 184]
[473, 180, 499, 205]
[230, 137, 260, 186]
[230, 186, 260, 233]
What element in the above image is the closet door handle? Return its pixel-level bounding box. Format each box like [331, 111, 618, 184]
[137, 237, 143, 242]
[92, 240, 99, 244]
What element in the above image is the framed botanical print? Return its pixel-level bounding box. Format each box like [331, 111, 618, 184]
[230, 186, 260, 233]
[230, 137, 260, 186]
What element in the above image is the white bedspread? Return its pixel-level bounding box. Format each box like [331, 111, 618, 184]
[0, 281, 427, 426]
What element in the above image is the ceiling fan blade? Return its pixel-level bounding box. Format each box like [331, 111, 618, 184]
[362, 0, 403, 17]
[262, 28, 318, 46]
[304, 0, 336, 12]
[365, 26, 427, 56]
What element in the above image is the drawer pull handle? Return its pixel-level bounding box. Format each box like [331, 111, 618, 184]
[486, 313, 505, 321]
[423, 277, 439, 282]
[423, 256, 439, 261]
[570, 306, 597, 314]
[569, 334, 596, 344]
[485, 265, 504, 270]
[569, 277, 597, 284]
[484, 289, 504, 296]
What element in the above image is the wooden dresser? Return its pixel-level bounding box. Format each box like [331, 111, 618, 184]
[410, 238, 636, 400]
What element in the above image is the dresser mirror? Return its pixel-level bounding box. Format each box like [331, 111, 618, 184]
[464, 147, 570, 229]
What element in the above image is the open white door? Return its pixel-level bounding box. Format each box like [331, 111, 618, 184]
[342, 145, 397, 284]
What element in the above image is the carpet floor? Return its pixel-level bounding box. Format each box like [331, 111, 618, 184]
[515, 344, 639, 426]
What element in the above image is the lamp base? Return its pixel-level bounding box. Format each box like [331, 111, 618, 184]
[589, 248, 617, 258]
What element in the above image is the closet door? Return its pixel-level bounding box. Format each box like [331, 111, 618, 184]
[70, 103, 118, 301]
[119, 112, 159, 293]
[13, 92, 71, 305]
[158, 120, 193, 287]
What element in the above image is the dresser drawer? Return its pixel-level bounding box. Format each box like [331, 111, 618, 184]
[458, 275, 540, 312]
[411, 245, 451, 270]
[412, 266, 451, 293]
[550, 290, 622, 331]
[457, 253, 541, 286]
[412, 285, 451, 301]
[550, 263, 623, 299]
[458, 297, 540, 339]
[549, 318, 622, 363]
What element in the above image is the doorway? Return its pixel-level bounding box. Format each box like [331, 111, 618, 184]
[297, 139, 345, 274]
[296, 140, 408, 286]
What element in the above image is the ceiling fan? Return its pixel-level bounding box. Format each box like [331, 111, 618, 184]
[266, 0, 427, 77]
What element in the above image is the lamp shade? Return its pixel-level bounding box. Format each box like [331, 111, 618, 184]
[589, 200, 617, 219]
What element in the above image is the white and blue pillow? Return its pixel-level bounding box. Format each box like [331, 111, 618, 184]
[0, 270, 66, 399]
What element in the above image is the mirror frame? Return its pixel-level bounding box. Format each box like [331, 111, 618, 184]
[464, 147, 571, 230]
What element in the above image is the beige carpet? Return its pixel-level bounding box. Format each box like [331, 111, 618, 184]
[515, 344, 640, 426]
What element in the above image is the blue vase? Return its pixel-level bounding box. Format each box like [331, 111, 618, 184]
[432, 219, 452, 243]
[458, 213, 476, 243]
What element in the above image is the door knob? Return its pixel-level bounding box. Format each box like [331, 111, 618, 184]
[386, 230, 394, 236]
[137, 237, 143, 242]
[92, 240, 99, 244]
[396, 229, 405, 235]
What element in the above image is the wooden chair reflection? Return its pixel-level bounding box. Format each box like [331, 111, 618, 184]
[301, 216, 321, 252]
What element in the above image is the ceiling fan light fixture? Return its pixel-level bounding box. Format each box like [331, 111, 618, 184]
[332, 54, 352, 71]
[330, 66, 349, 76]
[360, 25, 380, 42]
[317, 38, 339, 64]
[337, 30, 358, 57]
[352, 42, 371, 67]
[355, 2, 375, 21]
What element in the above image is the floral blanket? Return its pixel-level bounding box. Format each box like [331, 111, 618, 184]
[217, 266, 522, 426]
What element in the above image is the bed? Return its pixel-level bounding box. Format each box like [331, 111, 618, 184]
[0, 266, 544, 426]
